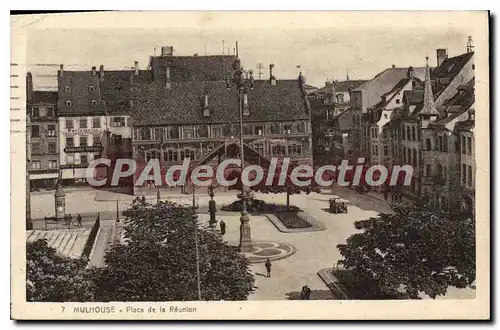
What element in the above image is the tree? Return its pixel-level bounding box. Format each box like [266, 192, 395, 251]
[26, 239, 97, 302]
[94, 201, 255, 301]
[337, 199, 475, 299]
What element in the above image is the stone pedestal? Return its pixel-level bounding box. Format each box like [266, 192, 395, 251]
[239, 211, 253, 252]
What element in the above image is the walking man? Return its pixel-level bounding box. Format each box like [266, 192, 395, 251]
[220, 219, 226, 236]
[303, 285, 312, 300]
[76, 214, 82, 227]
[265, 258, 272, 278]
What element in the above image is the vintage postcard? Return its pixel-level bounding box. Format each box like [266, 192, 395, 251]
[11, 11, 490, 320]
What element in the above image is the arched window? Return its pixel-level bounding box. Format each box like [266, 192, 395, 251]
[91, 100, 98, 108]
[64, 86, 71, 92]
[336, 94, 344, 103]
[65, 100, 72, 107]
[89, 85, 95, 92]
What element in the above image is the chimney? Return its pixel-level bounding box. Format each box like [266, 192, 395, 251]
[407, 66, 415, 78]
[436, 49, 448, 67]
[165, 65, 171, 89]
[134, 61, 139, 75]
[99, 65, 104, 81]
[26, 72, 33, 103]
[391, 64, 396, 68]
[91, 66, 96, 76]
[59, 64, 64, 78]
[269, 63, 276, 86]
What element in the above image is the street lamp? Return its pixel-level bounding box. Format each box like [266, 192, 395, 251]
[192, 207, 202, 300]
[231, 42, 255, 253]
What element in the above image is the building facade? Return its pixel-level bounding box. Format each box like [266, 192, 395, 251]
[26, 72, 60, 190]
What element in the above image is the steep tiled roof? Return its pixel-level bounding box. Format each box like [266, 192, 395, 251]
[58, 70, 106, 116]
[149, 55, 236, 82]
[431, 108, 469, 127]
[454, 120, 474, 132]
[442, 77, 475, 110]
[32, 91, 58, 104]
[352, 67, 426, 92]
[431, 52, 474, 97]
[131, 79, 309, 126]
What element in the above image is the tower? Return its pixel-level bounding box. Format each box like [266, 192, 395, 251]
[419, 56, 439, 128]
[467, 36, 474, 53]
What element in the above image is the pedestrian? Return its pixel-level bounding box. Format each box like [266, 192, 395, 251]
[220, 219, 226, 236]
[77, 214, 82, 227]
[303, 285, 312, 300]
[141, 195, 146, 204]
[300, 286, 306, 300]
[265, 258, 272, 278]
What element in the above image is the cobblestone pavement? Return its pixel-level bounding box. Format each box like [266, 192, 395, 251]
[29, 188, 475, 300]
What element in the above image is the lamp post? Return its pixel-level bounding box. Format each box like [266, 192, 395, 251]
[192, 208, 202, 300]
[230, 42, 255, 253]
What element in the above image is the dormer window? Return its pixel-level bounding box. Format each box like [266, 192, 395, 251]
[89, 85, 95, 92]
[64, 86, 71, 92]
[65, 100, 72, 107]
[91, 100, 98, 108]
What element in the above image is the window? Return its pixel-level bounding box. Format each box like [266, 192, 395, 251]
[439, 136, 443, 151]
[336, 94, 344, 103]
[255, 125, 264, 136]
[253, 142, 265, 156]
[462, 164, 467, 185]
[164, 149, 178, 162]
[32, 107, 39, 117]
[468, 166, 473, 186]
[46, 107, 54, 117]
[288, 144, 302, 156]
[80, 136, 88, 146]
[396, 99, 400, 104]
[243, 124, 253, 136]
[47, 125, 56, 137]
[79, 118, 87, 129]
[91, 100, 98, 108]
[271, 145, 286, 156]
[195, 126, 208, 138]
[66, 155, 74, 165]
[426, 138, 432, 151]
[461, 136, 466, 154]
[66, 119, 73, 129]
[92, 117, 101, 128]
[411, 127, 416, 141]
[48, 142, 56, 154]
[80, 155, 88, 166]
[89, 85, 95, 92]
[211, 126, 222, 138]
[93, 135, 101, 146]
[32, 161, 41, 170]
[167, 126, 179, 139]
[412, 149, 418, 167]
[31, 143, 40, 155]
[31, 125, 40, 138]
[443, 166, 447, 179]
[297, 122, 306, 133]
[402, 147, 406, 163]
[269, 123, 280, 134]
[180, 149, 195, 160]
[372, 145, 378, 156]
[48, 160, 57, 169]
[406, 126, 411, 141]
[113, 135, 123, 146]
[382, 130, 387, 139]
[183, 127, 194, 139]
[65, 100, 72, 107]
[139, 128, 151, 140]
[154, 128, 164, 140]
[283, 124, 292, 134]
[113, 117, 126, 127]
[467, 137, 472, 155]
[64, 86, 71, 92]
[66, 137, 74, 147]
[426, 164, 432, 176]
[383, 145, 389, 156]
[443, 135, 448, 152]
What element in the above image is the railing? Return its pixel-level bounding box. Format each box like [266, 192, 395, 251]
[81, 213, 101, 260]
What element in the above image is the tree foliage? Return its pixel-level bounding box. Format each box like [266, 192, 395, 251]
[337, 199, 475, 299]
[94, 200, 255, 301]
[26, 239, 97, 302]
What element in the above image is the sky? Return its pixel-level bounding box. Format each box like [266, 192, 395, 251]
[14, 11, 483, 89]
